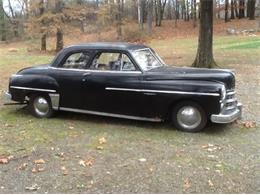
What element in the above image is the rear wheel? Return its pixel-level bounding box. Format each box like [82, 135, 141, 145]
[172, 101, 207, 132]
[29, 94, 54, 118]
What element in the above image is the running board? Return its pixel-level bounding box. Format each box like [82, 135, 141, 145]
[59, 107, 162, 122]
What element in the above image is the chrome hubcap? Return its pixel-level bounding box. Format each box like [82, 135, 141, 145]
[33, 97, 49, 116]
[177, 106, 201, 130]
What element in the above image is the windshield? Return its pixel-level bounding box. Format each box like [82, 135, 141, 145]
[131, 49, 164, 71]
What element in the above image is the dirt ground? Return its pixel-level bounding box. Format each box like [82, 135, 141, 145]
[0, 20, 260, 193]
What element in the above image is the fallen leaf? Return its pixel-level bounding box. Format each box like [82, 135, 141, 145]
[4, 123, 13, 127]
[79, 158, 93, 167]
[32, 166, 45, 173]
[79, 160, 86, 167]
[0, 158, 8, 164]
[99, 137, 107, 144]
[183, 178, 191, 190]
[7, 155, 14, 160]
[61, 166, 66, 171]
[243, 121, 256, 128]
[85, 159, 93, 166]
[38, 167, 45, 172]
[63, 170, 69, 176]
[201, 144, 209, 149]
[32, 168, 37, 173]
[138, 158, 147, 162]
[18, 163, 28, 170]
[208, 179, 214, 187]
[34, 159, 45, 164]
[208, 155, 218, 159]
[25, 184, 40, 191]
[215, 164, 222, 168]
[96, 146, 104, 150]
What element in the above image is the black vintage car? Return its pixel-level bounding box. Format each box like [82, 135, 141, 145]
[4, 42, 242, 132]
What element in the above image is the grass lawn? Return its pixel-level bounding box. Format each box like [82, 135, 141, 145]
[0, 35, 259, 193]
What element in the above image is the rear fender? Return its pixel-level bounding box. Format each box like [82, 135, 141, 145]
[9, 74, 60, 109]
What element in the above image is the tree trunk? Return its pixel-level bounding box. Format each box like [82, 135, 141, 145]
[218, 0, 221, 19]
[186, 0, 189, 21]
[159, 0, 167, 26]
[239, 0, 245, 18]
[155, 0, 163, 26]
[116, 0, 122, 39]
[225, 0, 229, 22]
[213, 0, 217, 18]
[138, 0, 144, 29]
[234, 0, 239, 17]
[231, 0, 235, 19]
[192, 0, 216, 68]
[55, 0, 63, 52]
[0, 0, 6, 41]
[39, 0, 46, 51]
[193, 0, 197, 28]
[56, 28, 63, 52]
[147, 0, 153, 34]
[41, 34, 47, 51]
[248, 0, 256, 20]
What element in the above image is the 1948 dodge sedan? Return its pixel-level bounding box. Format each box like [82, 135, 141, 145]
[4, 42, 242, 132]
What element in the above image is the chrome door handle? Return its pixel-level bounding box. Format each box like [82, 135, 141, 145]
[83, 72, 91, 76]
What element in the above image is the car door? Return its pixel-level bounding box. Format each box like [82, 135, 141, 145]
[81, 51, 145, 117]
[50, 50, 92, 109]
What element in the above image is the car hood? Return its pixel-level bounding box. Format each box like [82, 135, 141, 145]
[145, 66, 235, 89]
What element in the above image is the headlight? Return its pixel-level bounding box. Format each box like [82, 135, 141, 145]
[220, 85, 226, 101]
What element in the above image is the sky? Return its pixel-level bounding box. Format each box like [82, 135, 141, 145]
[3, 0, 23, 14]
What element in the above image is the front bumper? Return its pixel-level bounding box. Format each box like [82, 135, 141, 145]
[211, 103, 242, 124]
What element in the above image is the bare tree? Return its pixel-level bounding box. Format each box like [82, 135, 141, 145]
[55, 0, 63, 52]
[239, 0, 245, 18]
[138, 0, 145, 29]
[193, 0, 197, 28]
[231, 0, 235, 19]
[39, 0, 47, 51]
[147, 0, 153, 34]
[192, 0, 216, 68]
[116, 0, 123, 39]
[155, 0, 167, 26]
[247, 0, 256, 20]
[225, 0, 229, 22]
[0, 0, 6, 41]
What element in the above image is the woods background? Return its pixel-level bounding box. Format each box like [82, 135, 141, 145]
[0, 0, 259, 52]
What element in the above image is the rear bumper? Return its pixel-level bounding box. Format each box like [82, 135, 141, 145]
[211, 103, 242, 124]
[3, 91, 26, 105]
[3, 91, 13, 104]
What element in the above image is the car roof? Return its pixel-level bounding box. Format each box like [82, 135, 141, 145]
[64, 42, 149, 51]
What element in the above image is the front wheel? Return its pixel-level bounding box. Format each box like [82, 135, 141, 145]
[28, 94, 54, 118]
[172, 101, 207, 132]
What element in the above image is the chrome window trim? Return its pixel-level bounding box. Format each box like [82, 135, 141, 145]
[131, 48, 164, 71]
[59, 107, 162, 122]
[49, 67, 142, 74]
[10, 86, 56, 93]
[105, 87, 220, 96]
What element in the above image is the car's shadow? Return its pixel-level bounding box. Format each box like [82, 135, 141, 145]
[14, 106, 229, 135]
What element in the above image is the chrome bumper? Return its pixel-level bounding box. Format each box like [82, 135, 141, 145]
[211, 103, 242, 124]
[3, 91, 13, 104]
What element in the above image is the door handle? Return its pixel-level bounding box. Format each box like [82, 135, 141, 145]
[83, 72, 91, 76]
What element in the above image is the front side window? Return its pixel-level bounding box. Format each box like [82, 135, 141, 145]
[131, 49, 164, 71]
[62, 52, 90, 69]
[90, 52, 136, 71]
